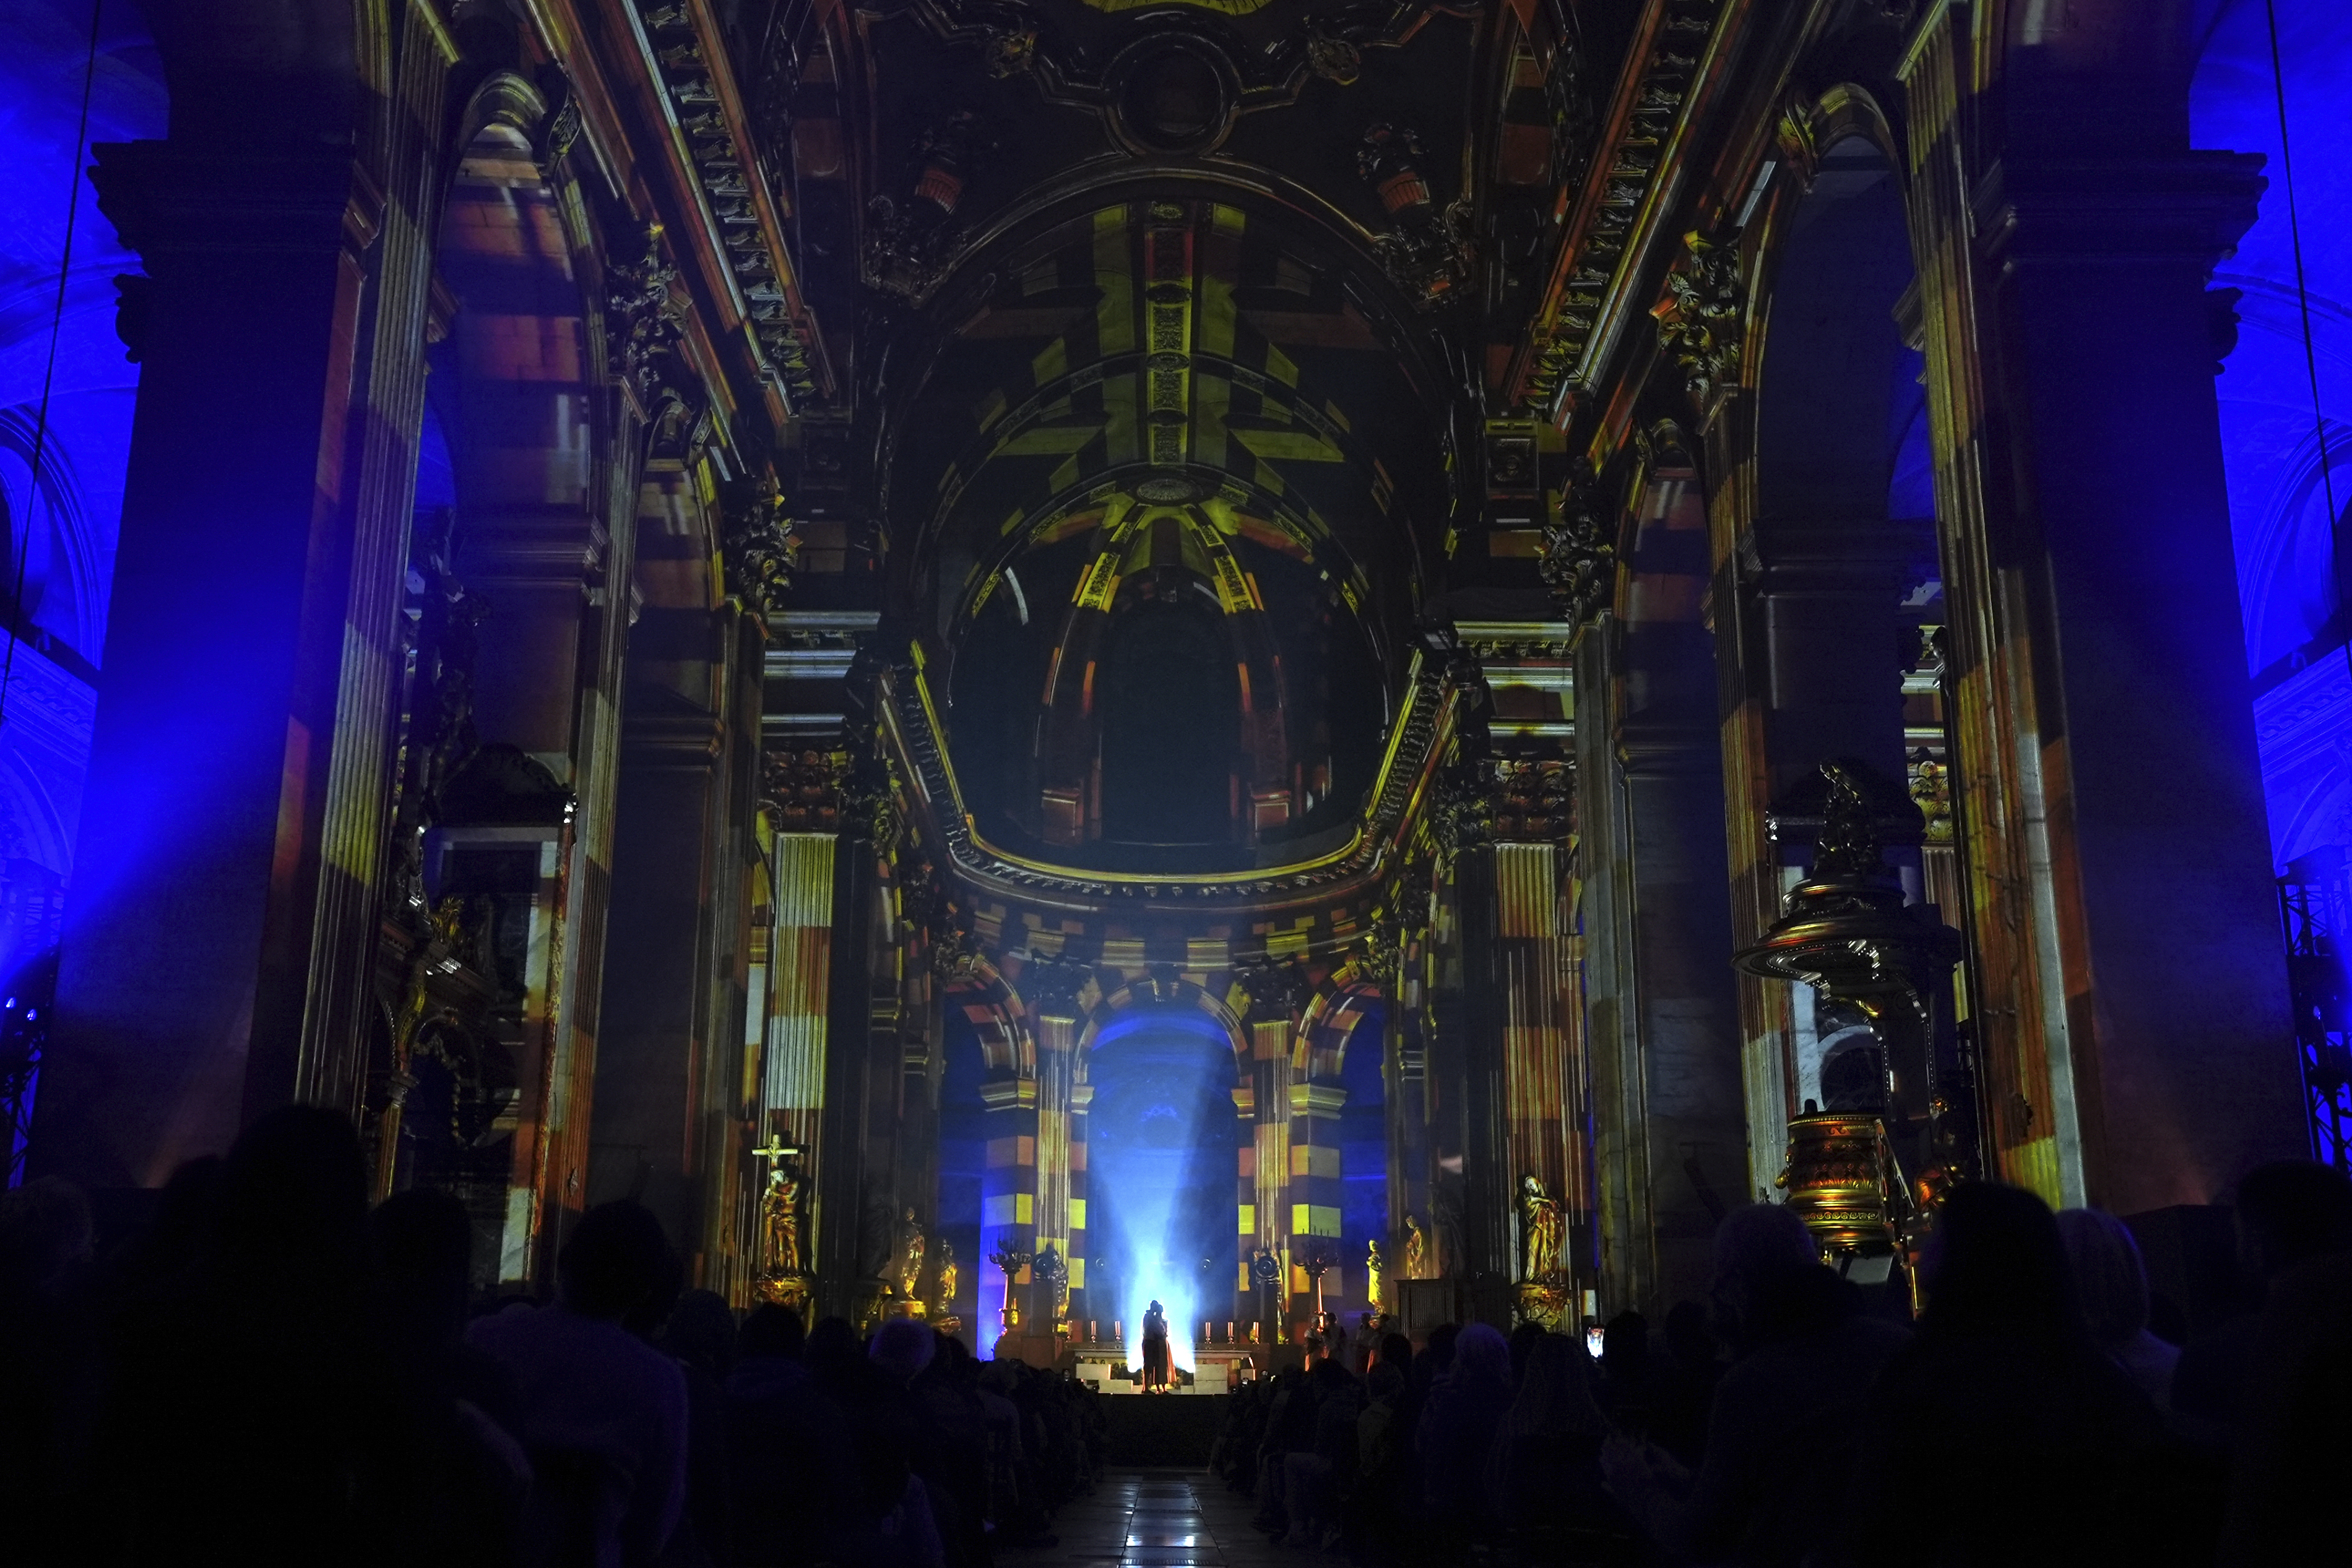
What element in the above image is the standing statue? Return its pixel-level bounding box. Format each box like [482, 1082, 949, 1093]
[1519, 1174, 1564, 1283]
[894, 1206, 927, 1304]
[759, 1158, 805, 1278]
[1366, 1239, 1385, 1314]
[1402, 1213, 1429, 1280]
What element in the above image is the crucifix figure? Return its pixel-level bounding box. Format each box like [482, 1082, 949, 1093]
[753, 1138, 805, 1278]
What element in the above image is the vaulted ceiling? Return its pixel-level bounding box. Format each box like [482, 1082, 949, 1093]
[723, 0, 1626, 876]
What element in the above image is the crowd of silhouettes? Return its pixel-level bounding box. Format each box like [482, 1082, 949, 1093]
[1204, 1160, 2352, 1567]
[0, 1105, 1104, 1568]
[4, 1105, 2351, 1566]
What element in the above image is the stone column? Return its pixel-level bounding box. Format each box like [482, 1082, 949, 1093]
[1381, 924, 1433, 1293]
[1068, 1060, 1093, 1333]
[1237, 965, 1301, 1338]
[1494, 839, 1578, 1282]
[977, 1033, 1038, 1347]
[1284, 1016, 1348, 1325]
[1577, 463, 1749, 1315]
[1026, 959, 1092, 1342]
[1969, 25, 2304, 1207]
[1453, 841, 1513, 1284]
[816, 793, 884, 1321]
[38, 142, 383, 1188]
[588, 699, 722, 1239]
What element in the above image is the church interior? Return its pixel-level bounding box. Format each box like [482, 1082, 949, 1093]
[2, 0, 2350, 1562]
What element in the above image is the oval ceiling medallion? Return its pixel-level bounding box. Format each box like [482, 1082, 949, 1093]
[1110, 40, 1237, 157]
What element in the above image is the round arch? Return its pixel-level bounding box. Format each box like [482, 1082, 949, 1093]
[1074, 971, 1250, 1090]
[940, 955, 1035, 1079]
[1293, 967, 1382, 1076]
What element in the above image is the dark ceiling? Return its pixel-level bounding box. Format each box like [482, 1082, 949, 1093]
[727, 0, 1622, 871]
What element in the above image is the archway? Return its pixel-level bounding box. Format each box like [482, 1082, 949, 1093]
[1746, 128, 1950, 1124]
[1084, 1006, 1245, 1372]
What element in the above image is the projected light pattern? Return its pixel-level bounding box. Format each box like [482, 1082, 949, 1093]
[0, 4, 166, 1181]
[2193, 2, 2352, 871]
[1086, 1010, 1238, 1376]
[935, 1007, 993, 1358]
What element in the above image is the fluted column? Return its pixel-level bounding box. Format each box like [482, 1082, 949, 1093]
[1577, 462, 1748, 1316]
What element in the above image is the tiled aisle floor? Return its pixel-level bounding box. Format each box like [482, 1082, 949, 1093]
[995, 1468, 1296, 1568]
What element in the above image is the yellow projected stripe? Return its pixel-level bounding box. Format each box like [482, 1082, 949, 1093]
[1291, 1204, 1341, 1237]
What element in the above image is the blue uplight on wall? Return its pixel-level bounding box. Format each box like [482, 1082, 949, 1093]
[0, 0, 165, 1182]
[1087, 1009, 1238, 1374]
[2195, 0, 2352, 874]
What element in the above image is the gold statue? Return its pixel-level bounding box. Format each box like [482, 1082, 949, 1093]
[759, 1158, 805, 1278]
[894, 1206, 927, 1303]
[1519, 1174, 1564, 1283]
[1366, 1239, 1385, 1314]
[1403, 1213, 1429, 1280]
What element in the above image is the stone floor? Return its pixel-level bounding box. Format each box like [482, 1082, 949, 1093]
[994, 1468, 1299, 1568]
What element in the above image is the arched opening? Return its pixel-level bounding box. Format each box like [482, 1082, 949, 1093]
[1335, 1001, 1388, 1314]
[1750, 131, 1949, 1122]
[366, 80, 599, 1244]
[936, 1003, 992, 1351]
[1084, 1007, 1243, 1372]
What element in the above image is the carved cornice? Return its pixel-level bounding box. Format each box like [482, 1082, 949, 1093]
[903, 0, 1446, 127]
[1516, 0, 1729, 412]
[626, 0, 832, 407]
[90, 145, 372, 266]
[879, 647, 1456, 914]
[1453, 619, 1578, 662]
[1972, 153, 2267, 270]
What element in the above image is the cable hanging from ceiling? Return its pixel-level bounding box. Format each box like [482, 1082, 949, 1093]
[0, 0, 105, 734]
[2262, 0, 2349, 679]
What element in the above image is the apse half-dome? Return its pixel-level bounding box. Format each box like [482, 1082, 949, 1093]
[945, 485, 1387, 872]
[884, 197, 1452, 877]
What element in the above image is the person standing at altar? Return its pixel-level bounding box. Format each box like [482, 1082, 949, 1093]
[1141, 1300, 1172, 1393]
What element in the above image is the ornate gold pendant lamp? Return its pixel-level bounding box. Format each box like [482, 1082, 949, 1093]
[1734, 762, 1974, 1273]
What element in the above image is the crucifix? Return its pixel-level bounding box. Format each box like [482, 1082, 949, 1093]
[753, 1138, 805, 1277]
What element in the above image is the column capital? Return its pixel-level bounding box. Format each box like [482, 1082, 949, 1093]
[620, 710, 724, 770]
[91, 141, 379, 269]
[1973, 153, 2265, 272]
[1021, 956, 1097, 1023]
[456, 512, 610, 587]
[1614, 719, 1718, 775]
[1737, 518, 1937, 597]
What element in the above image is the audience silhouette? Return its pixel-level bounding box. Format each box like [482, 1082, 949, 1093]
[5, 1112, 2346, 1567]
